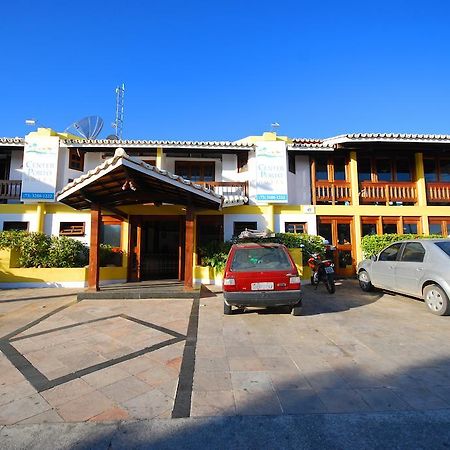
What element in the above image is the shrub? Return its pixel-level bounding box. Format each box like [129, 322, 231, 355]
[199, 241, 232, 272]
[361, 234, 442, 259]
[0, 231, 122, 268]
[199, 233, 326, 269]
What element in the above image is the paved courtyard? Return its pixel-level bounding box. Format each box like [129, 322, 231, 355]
[1, 281, 450, 426]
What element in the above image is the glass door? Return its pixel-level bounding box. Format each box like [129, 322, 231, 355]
[317, 217, 355, 277]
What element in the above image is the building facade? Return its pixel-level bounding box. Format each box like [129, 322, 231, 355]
[0, 128, 449, 287]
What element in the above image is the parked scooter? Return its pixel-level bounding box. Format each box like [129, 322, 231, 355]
[303, 247, 336, 294]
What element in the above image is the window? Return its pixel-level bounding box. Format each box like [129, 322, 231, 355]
[425, 157, 450, 183]
[233, 221, 257, 237]
[237, 153, 248, 173]
[362, 223, 377, 236]
[313, 155, 348, 182]
[288, 153, 296, 174]
[435, 242, 450, 257]
[379, 243, 402, 261]
[400, 243, 425, 263]
[59, 222, 85, 236]
[230, 246, 292, 272]
[318, 222, 332, 244]
[175, 161, 215, 182]
[376, 159, 392, 182]
[396, 158, 412, 182]
[337, 223, 351, 244]
[334, 157, 346, 181]
[382, 222, 398, 234]
[285, 222, 307, 234]
[315, 156, 329, 180]
[358, 158, 372, 182]
[69, 148, 85, 171]
[429, 218, 450, 236]
[3, 221, 28, 231]
[101, 221, 122, 247]
[403, 222, 418, 234]
[361, 157, 412, 183]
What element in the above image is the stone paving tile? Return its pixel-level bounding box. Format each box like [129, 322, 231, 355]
[135, 362, 179, 388]
[260, 357, 298, 372]
[0, 393, 51, 425]
[89, 406, 130, 422]
[17, 408, 64, 424]
[253, 344, 288, 358]
[268, 370, 311, 391]
[356, 387, 411, 412]
[55, 390, 115, 422]
[224, 346, 258, 358]
[277, 389, 328, 414]
[81, 365, 130, 389]
[100, 376, 152, 404]
[316, 389, 371, 413]
[0, 380, 36, 407]
[228, 356, 264, 372]
[116, 355, 154, 375]
[230, 371, 274, 393]
[196, 356, 230, 372]
[234, 390, 283, 416]
[193, 371, 232, 392]
[41, 379, 95, 407]
[393, 386, 450, 410]
[121, 389, 173, 419]
[191, 390, 236, 417]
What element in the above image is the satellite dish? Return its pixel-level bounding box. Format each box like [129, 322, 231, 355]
[106, 134, 120, 141]
[65, 116, 104, 139]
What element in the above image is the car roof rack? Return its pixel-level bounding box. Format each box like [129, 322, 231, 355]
[237, 229, 275, 240]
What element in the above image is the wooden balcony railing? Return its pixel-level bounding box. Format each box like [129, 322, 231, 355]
[0, 180, 21, 200]
[426, 182, 450, 203]
[360, 181, 417, 204]
[196, 181, 249, 204]
[314, 181, 352, 205]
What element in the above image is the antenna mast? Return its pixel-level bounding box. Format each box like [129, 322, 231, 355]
[112, 83, 125, 139]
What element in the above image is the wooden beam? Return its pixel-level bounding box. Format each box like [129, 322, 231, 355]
[88, 203, 101, 291]
[184, 205, 195, 289]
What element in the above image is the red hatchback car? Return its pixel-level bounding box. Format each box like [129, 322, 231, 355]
[222, 242, 303, 315]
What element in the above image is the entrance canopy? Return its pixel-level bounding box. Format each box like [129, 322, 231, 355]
[57, 148, 223, 210]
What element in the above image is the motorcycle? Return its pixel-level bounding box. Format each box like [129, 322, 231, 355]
[306, 251, 336, 294]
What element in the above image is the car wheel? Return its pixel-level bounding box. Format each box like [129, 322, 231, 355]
[423, 284, 450, 316]
[291, 301, 302, 316]
[358, 270, 373, 292]
[224, 302, 233, 315]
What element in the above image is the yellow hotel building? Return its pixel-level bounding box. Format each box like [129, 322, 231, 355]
[0, 128, 449, 287]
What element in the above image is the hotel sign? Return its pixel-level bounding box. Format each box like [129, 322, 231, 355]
[255, 141, 288, 203]
[21, 136, 60, 202]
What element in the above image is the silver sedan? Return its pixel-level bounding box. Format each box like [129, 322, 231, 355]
[357, 239, 450, 316]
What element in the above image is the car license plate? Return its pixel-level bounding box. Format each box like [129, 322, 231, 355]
[251, 282, 274, 291]
[325, 267, 334, 274]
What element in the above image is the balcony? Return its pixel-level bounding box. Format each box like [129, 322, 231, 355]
[0, 180, 21, 201]
[196, 181, 249, 206]
[426, 182, 450, 204]
[313, 181, 352, 205]
[360, 181, 417, 205]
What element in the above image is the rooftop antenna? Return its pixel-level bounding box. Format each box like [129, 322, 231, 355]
[112, 83, 125, 140]
[271, 122, 280, 132]
[65, 116, 104, 139]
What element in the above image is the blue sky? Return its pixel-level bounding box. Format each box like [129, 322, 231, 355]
[1, 1, 450, 140]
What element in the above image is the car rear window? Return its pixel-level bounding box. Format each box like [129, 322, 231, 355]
[435, 242, 450, 257]
[230, 246, 293, 272]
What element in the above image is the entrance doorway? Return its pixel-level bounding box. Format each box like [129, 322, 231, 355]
[317, 216, 355, 277]
[129, 216, 182, 281]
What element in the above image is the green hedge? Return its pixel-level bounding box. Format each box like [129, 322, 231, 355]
[199, 233, 326, 271]
[361, 234, 442, 259]
[0, 231, 122, 268]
